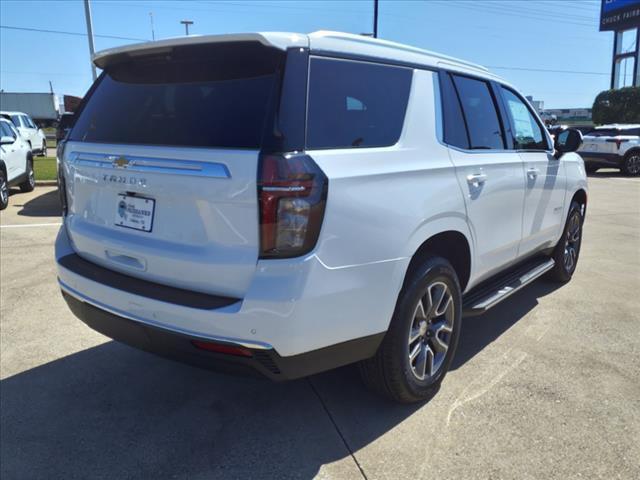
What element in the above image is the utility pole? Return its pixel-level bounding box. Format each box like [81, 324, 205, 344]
[180, 20, 193, 36]
[149, 12, 155, 41]
[83, 0, 97, 81]
[373, 0, 378, 38]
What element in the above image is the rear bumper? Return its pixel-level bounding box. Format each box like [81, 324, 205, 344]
[61, 289, 384, 380]
[579, 152, 622, 167]
[56, 225, 401, 374]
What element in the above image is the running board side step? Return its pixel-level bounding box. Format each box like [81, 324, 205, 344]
[462, 258, 555, 316]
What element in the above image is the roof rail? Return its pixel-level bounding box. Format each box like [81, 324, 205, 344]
[308, 31, 489, 72]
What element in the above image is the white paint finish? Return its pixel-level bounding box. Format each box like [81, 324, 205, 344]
[57, 37, 589, 358]
[62, 141, 261, 298]
[0, 118, 30, 182]
[447, 148, 525, 285]
[0, 112, 46, 154]
[518, 152, 567, 256]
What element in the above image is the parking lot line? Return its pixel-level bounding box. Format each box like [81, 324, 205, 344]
[0, 222, 62, 229]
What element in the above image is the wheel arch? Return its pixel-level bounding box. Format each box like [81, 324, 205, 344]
[405, 230, 472, 293]
[0, 160, 6, 177]
[571, 188, 587, 217]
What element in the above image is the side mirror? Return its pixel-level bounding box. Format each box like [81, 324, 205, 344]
[0, 136, 15, 145]
[554, 128, 582, 159]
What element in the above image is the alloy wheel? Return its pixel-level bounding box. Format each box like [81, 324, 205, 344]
[563, 212, 581, 272]
[28, 163, 35, 188]
[626, 154, 640, 175]
[0, 178, 8, 205]
[408, 281, 455, 381]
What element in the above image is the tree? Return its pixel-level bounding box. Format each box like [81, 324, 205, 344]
[592, 87, 640, 125]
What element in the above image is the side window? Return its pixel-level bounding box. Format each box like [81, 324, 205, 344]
[439, 72, 469, 149]
[2, 123, 17, 138]
[25, 116, 37, 129]
[307, 58, 413, 149]
[500, 87, 548, 150]
[10, 115, 22, 128]
[451, 74, 505, 150]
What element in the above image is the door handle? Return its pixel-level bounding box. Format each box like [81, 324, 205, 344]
[466, 173, 487, 186]
[527, 168, 540, 179]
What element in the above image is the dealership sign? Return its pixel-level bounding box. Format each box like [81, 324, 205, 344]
[600, 0, 640, 31]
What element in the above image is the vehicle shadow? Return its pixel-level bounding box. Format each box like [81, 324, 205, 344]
[0, 280, 561, 479]
[14, 188, 61, 217]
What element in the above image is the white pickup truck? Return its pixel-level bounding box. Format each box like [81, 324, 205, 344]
[55, 32, 588, 402]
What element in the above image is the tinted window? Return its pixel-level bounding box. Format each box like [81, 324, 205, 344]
[587, 129, 620, 137]
[70, 42, 283, 148]
[10, 115, 22, 128]
[452, 75, 504, 150]
[307, 58, 412, 149]
[440, 72, 469, 149]
[500, 87, 548, 150]
[1, 122, 15, 138]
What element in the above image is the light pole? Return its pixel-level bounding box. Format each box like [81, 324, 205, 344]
[83, 0, 97, 81]
[150, 12, 155, 41]
[180, 20, 193, 36]
[373, 0, 378, 38]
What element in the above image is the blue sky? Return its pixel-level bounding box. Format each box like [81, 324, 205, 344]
[0, 0, 613, 109]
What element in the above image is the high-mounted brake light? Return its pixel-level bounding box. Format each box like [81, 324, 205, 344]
[258, 153, 328, 258]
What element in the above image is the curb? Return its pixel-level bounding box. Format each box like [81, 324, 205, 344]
[36, 181, 58, 186]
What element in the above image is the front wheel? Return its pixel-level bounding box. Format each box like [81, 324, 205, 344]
[19, 156, 35, 192]
[0, 171, 8, 210]
[359, 256, 462, 403]
[622, 151, 640, 176]
[547, 201, 583, 283]
[39, 140, 47, 157]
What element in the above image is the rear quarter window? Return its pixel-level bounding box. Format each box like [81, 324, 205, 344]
[306, 58, 413, 149]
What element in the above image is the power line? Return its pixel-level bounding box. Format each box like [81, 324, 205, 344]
[0, 25, 147, 41]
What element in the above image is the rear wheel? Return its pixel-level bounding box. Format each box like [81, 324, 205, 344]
[547, 201, 583, 283]
[39, 140, 47, 157]
[359, 256, 462, 403]
[0, 171, 8, 210]
[20, 156, 35, 192]
[621, 151, 640, 176]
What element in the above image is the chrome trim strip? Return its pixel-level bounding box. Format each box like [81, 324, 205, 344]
[68, 152, 231, 179]
[58, 279, 273, 350]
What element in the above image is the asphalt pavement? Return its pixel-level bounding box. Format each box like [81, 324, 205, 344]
[1, 172, 639, 479]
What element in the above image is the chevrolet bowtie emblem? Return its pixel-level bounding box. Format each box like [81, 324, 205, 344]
[111, 156, 131, 168]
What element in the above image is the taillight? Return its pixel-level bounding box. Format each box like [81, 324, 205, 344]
[258, 153, 328, 258]
[605, 138, 629, 149]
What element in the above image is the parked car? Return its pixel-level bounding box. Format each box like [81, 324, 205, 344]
[578, 124, 640, 176]
[0, 111, 48, 156]
[0, 117, 36, 210]
[55, 32, 587, 403]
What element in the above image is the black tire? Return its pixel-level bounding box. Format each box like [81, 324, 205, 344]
[585, 164, 599, 174]
[39, 140, 47, 157]
[547, 201, 583, 283]
[19, 156, 35, 193]
[621, 151, 640, 176]
[0, 170, 8, 210]
[359, 256, 462, 403]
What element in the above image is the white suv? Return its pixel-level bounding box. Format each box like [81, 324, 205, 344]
[579, 124, 640, 176]
[0, 117, 36, 209]
[0, 111, 48, 157]
[55, 32, 587, 402]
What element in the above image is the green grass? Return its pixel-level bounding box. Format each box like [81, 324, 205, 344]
[34, 156, 57, 181]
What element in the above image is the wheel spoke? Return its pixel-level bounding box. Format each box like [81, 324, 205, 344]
[430, 320, 452, 352]
[414, 299, 427, 320]
[408, 327, 422, 345]
[409, 342, 422, 363]
[425, 345, 434, 378]
[416, 346, 427, 379]
[427, 283, 447, 317]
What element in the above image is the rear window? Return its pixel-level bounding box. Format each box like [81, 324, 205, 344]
[306, 58, 412, 149]
[70, 43, 284, 149]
